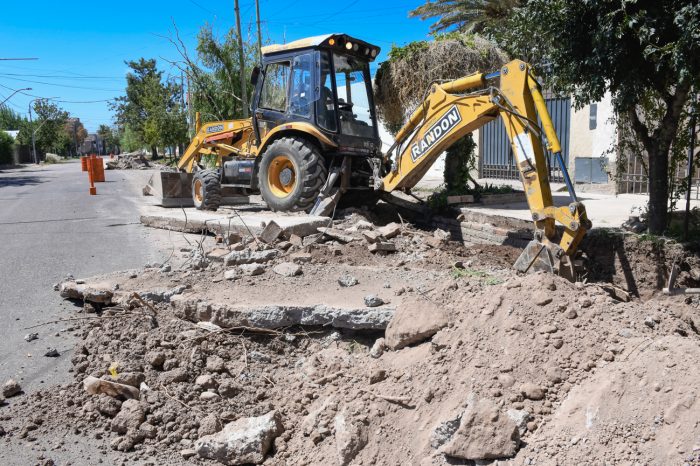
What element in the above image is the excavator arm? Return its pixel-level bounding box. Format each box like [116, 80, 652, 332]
[380, 59, 591, 279]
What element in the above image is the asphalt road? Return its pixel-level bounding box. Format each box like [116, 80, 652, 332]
[0, 160, 184, 393]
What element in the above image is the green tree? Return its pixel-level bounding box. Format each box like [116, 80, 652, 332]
[119, 124, 142, 152]
[112, 58, 188, 158]
[97, 124, 120, 154]
[500, 0, 700, 235]
[410, 0, 523, 34]
[0, 130, 14, 164]
[0, 105, 24, 130]
[17, 100, 69, 157]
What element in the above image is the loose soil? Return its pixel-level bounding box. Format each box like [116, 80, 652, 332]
[1, 207, 698, 466]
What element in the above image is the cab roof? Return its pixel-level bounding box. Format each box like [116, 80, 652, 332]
[261, 33, 380, 61]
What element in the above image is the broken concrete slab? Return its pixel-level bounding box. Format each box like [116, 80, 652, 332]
[259, 221, 283, 244]
[140, 210, 328, 238]
[317, 227, 358, 243]
[224, 249, 278, 266]
[207, 248, 230, 262]
[173, 300, 395, 330]
[368, 241, 397, 253]
[361, 230, 382, 243]
[83, 376, 140, 400]
[272, 262, 302, 277]
[195, 410, 283, 465]
[378, 222, 401, 239]
[59, 281, 114, 304]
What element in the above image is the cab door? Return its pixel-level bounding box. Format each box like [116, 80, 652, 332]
[254, 60, 292, 142]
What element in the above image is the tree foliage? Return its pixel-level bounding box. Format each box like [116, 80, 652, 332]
[0, 130, 14, 164]
[0, 105, 25, 131]
[97, 124, 119, 154]
[375, 33, 506, 133]
[112, 58, 188, 157]
[410, 0, 523, 34]
[499, 0, 700, 234]
[163, 23, 257, 126]
[17, 99, 70, 157]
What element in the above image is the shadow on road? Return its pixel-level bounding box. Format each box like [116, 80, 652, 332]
[0, 175, 46, 188]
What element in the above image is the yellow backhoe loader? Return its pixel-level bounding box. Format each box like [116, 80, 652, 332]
[152, 33, 591, 279]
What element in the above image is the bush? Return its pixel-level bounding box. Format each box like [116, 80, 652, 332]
[43, 153, 62, 164]
[374, 33, 507, 133]
[0, 131, 15, 165]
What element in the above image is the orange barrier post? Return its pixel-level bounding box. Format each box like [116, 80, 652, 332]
[92, 155, 105, 182]
[87, 156, 97, 195]
[81, 156, 88, 171]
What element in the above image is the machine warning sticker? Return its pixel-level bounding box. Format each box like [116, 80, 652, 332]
[410, 105, 462, 162]
[512, 131, 536, 168]
[206, 124, 225, 134]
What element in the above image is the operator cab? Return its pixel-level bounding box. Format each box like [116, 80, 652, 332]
[252, 33, 382, 156]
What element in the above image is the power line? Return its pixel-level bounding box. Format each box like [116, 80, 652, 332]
[0, 72, 123, 80]
[0, 76, 121, 92]
[188, 0, 216, 15]
[55, 99, 113, 104]
[0, 82, 48, 99]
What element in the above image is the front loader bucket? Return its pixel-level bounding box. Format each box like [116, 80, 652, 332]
[143, 172, 194, 207]
[513, 239, 579, 282]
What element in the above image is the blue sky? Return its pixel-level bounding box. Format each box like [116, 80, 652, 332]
[0, 0, 431, 132]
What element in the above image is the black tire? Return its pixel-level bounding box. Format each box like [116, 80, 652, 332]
[258, 137, 327, 212]
[192, 169, 222, 211]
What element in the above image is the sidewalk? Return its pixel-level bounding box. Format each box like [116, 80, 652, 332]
[462, 191, 700, 229]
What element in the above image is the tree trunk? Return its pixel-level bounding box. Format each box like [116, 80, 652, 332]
[647, 147, 669, 234]
[627, 84, 690, 235]
[151, 145, 158, 159]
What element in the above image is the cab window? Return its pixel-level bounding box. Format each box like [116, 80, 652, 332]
[260, 61, 290, 112]
[289, 53, 314, 118]
[316, 51, 337, 132]
[333, 53, 374, 138]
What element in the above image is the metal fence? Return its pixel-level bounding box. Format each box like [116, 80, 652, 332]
[479, 97, 571, 182]
[617, 151, 700, 199]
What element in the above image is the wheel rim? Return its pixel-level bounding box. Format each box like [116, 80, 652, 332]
[193, 179, 204, 203]
[267, 154, 297, 198]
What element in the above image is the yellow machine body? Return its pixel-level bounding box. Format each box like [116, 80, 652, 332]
[168, 45, 590, 278]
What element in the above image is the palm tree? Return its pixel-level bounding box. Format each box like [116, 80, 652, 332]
[409, 0, 523, 34]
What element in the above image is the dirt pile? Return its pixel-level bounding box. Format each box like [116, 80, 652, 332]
[1, 208, 699, 465]
[106, 152, 172, 171]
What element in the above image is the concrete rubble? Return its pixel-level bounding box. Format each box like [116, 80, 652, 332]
[195, 411, 283, 465]
[2, 205, 699, 466]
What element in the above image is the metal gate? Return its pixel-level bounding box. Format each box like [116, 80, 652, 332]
[479, 96, 571, 182]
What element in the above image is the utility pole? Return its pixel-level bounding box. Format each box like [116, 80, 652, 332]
[235, 0, 249, 118]
[255, 0, 263, 64]
[28, 102, 38, 164]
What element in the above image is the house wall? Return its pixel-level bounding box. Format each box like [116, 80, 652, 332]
[567, 92, 617, 184]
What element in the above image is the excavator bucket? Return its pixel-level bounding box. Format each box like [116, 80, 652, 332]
[513, 239, 579, 282]
[142, 172, 194, 207]
[513, 240, 556, 274]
